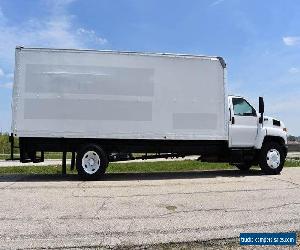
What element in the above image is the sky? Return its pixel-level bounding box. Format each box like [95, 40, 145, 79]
[0, 0, 300, 135]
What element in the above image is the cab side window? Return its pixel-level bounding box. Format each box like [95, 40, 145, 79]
[232, 98, 256, 116]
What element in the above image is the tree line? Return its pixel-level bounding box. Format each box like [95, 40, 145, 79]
[0, 133, 19, 154]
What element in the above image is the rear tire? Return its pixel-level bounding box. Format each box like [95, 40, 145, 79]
[235, 163, 252, 171]
[259, 142, 284, 175]
[76, 144, 108, 180]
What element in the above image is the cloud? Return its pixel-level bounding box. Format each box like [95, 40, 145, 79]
[0, 1, 108, 67]
[76, 28, 107, 45]
[210, 0, 225, 7]
[289, 67, 300, 74]
[0, 67, 13, 78]
[282, 36, 300, 46]
[0, 82, 13, 89]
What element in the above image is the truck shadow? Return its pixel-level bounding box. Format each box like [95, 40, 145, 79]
[0, 169, 265, 182]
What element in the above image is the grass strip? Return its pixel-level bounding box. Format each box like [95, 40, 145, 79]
[0, 160, 299, 175]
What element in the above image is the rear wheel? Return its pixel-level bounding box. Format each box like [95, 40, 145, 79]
[259, 142, 284, 175]
[235, 163, 252, 171]
[76, 144, 108, 180]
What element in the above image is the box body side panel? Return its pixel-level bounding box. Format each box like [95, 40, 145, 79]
[13, 48, 228, 140]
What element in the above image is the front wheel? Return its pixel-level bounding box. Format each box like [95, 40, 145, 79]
[76, 144, 108, 180]
[259, 142, 285, 175]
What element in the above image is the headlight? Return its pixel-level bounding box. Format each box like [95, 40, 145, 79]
[283, 127, 287, 132]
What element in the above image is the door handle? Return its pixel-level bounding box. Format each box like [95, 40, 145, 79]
[232, 116, 235, 124]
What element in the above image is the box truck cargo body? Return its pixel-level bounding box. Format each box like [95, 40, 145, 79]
[12, 47, 288, 179]
[13, 47, 227, 140]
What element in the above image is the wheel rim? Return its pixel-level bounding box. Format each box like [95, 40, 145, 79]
[82, 151, 101, 174]
[266, 149, 280, 169]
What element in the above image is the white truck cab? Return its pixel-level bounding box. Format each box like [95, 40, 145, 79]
[228, 95, 288, 174]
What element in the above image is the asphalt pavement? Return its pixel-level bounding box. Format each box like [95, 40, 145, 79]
[0, 168, 299, 249]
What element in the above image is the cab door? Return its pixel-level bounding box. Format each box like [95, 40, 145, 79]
[229, 97, 258, 147]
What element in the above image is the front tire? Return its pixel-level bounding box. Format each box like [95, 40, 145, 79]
[76, 144, 108, 180]
[259, 142, 284, 175]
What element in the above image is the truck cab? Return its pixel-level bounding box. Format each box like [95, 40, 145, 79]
[228, 95, 287, 174]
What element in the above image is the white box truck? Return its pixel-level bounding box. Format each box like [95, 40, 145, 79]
[12, 47, 288, 179]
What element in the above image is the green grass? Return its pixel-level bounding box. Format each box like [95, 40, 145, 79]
[0, 165, 64, 175]
[108, 160, 233, 173]
[0, 154, 15, 160]
[0, 152, 74, 160]
[0, 159, 299, 175]
[284, 159, 300, 167]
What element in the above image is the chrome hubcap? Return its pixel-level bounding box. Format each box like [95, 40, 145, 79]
[266, 149, 280, 169]
[82, 151, 101, 174]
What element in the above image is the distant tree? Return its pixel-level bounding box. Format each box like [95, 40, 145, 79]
[288, 135, 296, 142]
[0, 134, 19, 155]
[0, 134, 10, 154]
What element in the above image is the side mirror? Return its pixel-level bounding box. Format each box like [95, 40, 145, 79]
[259, 96, 264, 124]
[259, 96, 264, 114]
